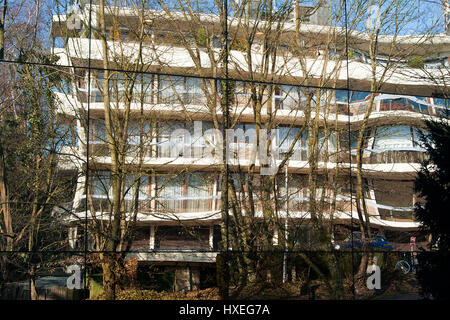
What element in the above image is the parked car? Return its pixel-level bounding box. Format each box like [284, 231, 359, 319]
[343, 232, 393, 249]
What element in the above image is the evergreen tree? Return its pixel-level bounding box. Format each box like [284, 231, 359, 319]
[414, 119, 450, 300]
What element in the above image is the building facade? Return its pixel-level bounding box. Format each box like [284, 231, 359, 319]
[50, 1, 450, 290]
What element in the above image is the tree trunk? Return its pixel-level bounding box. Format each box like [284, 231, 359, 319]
[29, 267, 38, 300]
[0, 0, 7, 60]
[0, 147, 12, 251]
[100, 252, 122, 300]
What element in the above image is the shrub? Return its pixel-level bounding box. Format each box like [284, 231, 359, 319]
[407, 57, 424, 68]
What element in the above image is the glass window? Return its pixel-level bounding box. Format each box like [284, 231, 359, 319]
[412, 128, 427, 150]
[91, 119, 107, 143]
[278, 126, 301, 150]
[91, 171, 111, 197]
[156, 173, 212, 212]
[350, 91, 371, 102]
[274, 85, 304, 110]
[335, 90, 349, 103]
[124, 174, 151, 200]
[127, 121, 150, 145]
[157, 121, 190, 157]
[372, 126, 413, 151]
[340, 131, 359, 149]
[277, 126, 308, 161]
[159, 75, 185, 103]
[135, 74, 153, 103]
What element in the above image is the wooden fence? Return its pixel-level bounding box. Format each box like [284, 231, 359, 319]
[1, 284, 88, 300]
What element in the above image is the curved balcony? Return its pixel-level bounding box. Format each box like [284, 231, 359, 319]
[378, 208, 415, 223]
[364, 149, 426, 164]
[77, 194, 220, 213]
[75, 196, 153, 213]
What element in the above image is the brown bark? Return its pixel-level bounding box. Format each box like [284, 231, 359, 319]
[100, 252, 122, 300]
[97, 0, 124, 299]
[29, 270, 38, 300]
[0, 0, 12, 255]
[95, 1, 149, 298]
[0, 0, 6, 60]
[0, 146, 12, 251]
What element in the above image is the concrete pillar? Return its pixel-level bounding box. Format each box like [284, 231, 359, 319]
[273, 227, 279, 245]
[72, 146, 86, 210]
[174, 267, 200, 292]
[174, 267, 190, 293]
[150, 174, 156, 210]
[149, 226, 155, 250]
[209, 226, 214, 250]
[212, 177, 217, 211]
[190, 267, 200, 291]
[68, 226, 78, 249]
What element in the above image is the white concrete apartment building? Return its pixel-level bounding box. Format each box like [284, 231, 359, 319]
[50, 1, 450, 289]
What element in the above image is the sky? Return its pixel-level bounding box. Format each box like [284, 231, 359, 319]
[45, 0, 446, 35]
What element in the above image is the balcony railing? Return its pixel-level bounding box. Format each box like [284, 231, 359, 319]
[62, 88, 449, 121]
[277, 148, 309, 161]
[159, 92, 207, 105]
[334, 100, 446, 118]
[88, 143, 154, 158]
[77, 196, 153, 213]
[74, 89, 155, 104]
[336, 149, 426, 164]
[156, 143, 218, 159]
[77, 195, 218, 214]
[364, 150, 426, 164]
[86, 140, 427, 167]
[379, 101, 429, 114]
[76, 193, 417, 225]
[155, 196, 216, 213]
[155, 239, 210, 250]
[378, 208, 415, 222]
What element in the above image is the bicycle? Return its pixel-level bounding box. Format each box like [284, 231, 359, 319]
[395, 259, 411, 274]
[394, 252, 416, 274]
